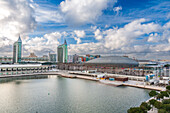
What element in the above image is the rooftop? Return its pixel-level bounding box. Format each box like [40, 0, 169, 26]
[85, 56, 139, 65]
[0, 64, 42, 68]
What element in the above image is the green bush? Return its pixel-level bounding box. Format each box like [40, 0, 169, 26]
[163, 104, 170, 111]
[149, 99, 157, 105]
[157, 94, 164, 100]
[162, 99, 170, 104]
[166, 85, 170, 90]
[127, 107, 145, 113]
[160, 91, 169, 97]
[158, 109, 168, 113]
[149, 90, 158, 97]
[154, 101, 163, 109]
[140, 102, 151, 111]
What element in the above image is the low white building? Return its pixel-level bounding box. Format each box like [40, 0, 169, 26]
[0, 64, 50, 76]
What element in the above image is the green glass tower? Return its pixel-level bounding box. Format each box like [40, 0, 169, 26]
[13, 36, 22, 63]
[57, 40, 68, 63]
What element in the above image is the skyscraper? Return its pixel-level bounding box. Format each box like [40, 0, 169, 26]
[57, 40, 68, 63]
[49, 52, 57, 62]
[13, 36, 22, 63]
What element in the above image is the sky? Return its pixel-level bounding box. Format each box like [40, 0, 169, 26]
[0, 0, 170, 60]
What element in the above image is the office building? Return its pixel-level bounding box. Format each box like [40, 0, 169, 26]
[49, 53, 56, 62]
[57, 40, 68, 63]
[13, 36, 22, 63]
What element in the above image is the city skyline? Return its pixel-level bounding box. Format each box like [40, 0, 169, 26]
[0, 0, 169, 60]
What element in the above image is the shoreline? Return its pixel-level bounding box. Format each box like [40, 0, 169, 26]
[0, 71, 166, 91]
[60, 73, 165, 91]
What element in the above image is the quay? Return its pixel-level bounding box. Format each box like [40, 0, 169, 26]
[58, 71, 165, 91]
[122, 82, 165, 91]
[0, 66, 166, 91]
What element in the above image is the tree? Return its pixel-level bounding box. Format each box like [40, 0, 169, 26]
[164, 64, 170, 67]
[140, 102, 151, 111]
[157, 94, 164, 100]
[158, 109, 168, 113]
[149, 99, 157, 106]
[162, 99, 170, 104]
[154, 101, 163, 109]
[127, 107, 145, 113]
[163, 104, 170, 111]
[149, 90, 158, 97]
[160, 91, 169, 97]
[166, 85, 170, 90]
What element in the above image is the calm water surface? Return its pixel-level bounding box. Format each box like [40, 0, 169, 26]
[0, 76, 150, 113]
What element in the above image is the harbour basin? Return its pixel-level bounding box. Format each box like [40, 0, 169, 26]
[0, 75, 150, 113]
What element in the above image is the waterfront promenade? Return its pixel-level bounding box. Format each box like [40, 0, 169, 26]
[0, 70, 166, 91]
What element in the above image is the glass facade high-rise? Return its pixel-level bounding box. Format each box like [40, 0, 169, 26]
[13, 36, 22, 63]
[49, 53, 57, 62]
[57, 40, 68, 63]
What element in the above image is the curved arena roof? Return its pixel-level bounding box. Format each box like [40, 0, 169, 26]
[85, 56, 139, 66]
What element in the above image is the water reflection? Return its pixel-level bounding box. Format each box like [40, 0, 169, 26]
[0, 76, 150, 113]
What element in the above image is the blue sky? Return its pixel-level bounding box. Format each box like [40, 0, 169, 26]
[0, 0, 169, 59]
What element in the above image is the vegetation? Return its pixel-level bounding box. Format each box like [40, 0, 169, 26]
[160, 91, 169, 97]
[166, 85, 170, 90]
[128, 86, 170, 113]
[154, 101, 163, 109]
[149, 99, 157, 105]
[164, 64, 170, 67]
[149, 90, 158, 97]
[158, 109, 168, 113]
[157, 94, 164, 100]
[162, 99, 170, 104]
[127, 107, 145, 113]
[140, 102, 151, 111]
[163, 104, 170, 111]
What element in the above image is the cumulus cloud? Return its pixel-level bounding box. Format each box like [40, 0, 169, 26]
[73, 37, 82, 44]
[94, 29, 103, 40]
[113, 6, 122, 15]
[74, 30, 85, 38]
[72, 30, 86, 44]
[147, 33, 159, 42]
[0, 0, 36, 56]
[103, 18, 161, 50]
[68, 19, 170, 59]
[24, 32, 61, 56]
[60, 0, 116, 25]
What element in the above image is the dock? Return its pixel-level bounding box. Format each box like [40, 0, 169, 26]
[0, 70, 166, 91]
[99, 80, 123, 86]
[76, 75, 99, 81]
[122, 83, 165, 91]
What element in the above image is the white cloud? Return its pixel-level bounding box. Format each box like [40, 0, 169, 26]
[74, 30, 85, 38]
[147, 33, 160, 42]
[113, 6, 122, 15]
[72, 30, 86, 44]
[60, 0, 116, 25]
[94, 29, 103, 40]
[68, 19, 170, 59]
[24, 32, 61, 55]
[34, 5, 63, 23]
[69, 42, 107, 55]
[73, 37, 82, 44]
[103, 18, 160, 50]
[0, 0, 36, 56]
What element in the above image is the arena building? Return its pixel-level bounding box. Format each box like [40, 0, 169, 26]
[84, 56, 139, 73]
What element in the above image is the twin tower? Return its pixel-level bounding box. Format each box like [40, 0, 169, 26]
[13, 36, 68, 64]
[13, 36, 22, 63]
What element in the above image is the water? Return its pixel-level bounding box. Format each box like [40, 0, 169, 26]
[0, 76, 150, 113]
